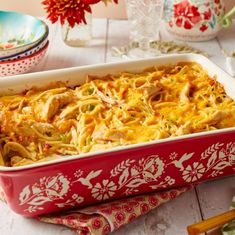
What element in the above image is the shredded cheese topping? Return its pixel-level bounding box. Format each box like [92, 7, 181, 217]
[0, 62, 234, 167]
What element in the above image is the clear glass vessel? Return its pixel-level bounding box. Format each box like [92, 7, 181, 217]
[61, 13, 92, 47]
[125, 0, 163, 58]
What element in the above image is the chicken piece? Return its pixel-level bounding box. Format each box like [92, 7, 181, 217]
[3, 142, 32, 161]
[42, 92, 73, 121]
[96, 90, 116, 105]
[141, 84, 162, 97]
[32, 122, 58, 140]
[33, 122, 55, 133]
[10, 120, 35, 138]
[92, 124, 109, 140]
[180, 82, 190, 103]
[201, 110, 225, 125]
[10, 156, 34, 167]
[55, 119, 77, 132]
[10, 156, 24, 166]
[105, 129, 126, 141]
[43, 96, 59, 121]
[59, 104, 80, 119]
[31, 87, 67, 101]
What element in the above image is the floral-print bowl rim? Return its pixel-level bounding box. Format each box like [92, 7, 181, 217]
[0, 30, 49, 61]
[0, 40, 49, 65]
[0, 41, 49, 77]
[0, 11, 48, 57]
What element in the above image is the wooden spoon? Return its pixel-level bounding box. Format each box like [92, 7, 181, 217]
[187, 209, 235, 235]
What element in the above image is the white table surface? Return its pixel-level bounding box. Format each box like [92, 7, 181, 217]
[0, 18, 235, 235]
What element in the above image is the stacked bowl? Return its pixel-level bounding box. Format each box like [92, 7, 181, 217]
[0, 11, 49, 77]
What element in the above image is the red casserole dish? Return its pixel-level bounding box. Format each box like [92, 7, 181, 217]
[0, 54, 234, 217]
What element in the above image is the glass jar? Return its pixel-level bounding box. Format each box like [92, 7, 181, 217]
[125, 0, 163, 47]
[61, 13, 92, 47]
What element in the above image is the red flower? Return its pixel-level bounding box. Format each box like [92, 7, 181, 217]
[215, 0, 220, 4]
[174, 0, 202, 30]
[83, 0, 100, 3]
[200, 24, 208, 32]
[42, 0, 93, 27]
[184, 20, 193, 29]
[42, 0, 118, 27]
[203, 9, 211, 20]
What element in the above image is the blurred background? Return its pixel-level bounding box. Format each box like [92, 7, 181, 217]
[0, 0, 233, 19]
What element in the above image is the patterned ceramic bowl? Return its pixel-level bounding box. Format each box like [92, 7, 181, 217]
[0, 41, 49, 77]
[163, 0, 226, 41]
[0, 31, 49, 62]
[0, 11, 48, 57]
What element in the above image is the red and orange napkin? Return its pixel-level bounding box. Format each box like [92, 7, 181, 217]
[0, 186, 191, 235]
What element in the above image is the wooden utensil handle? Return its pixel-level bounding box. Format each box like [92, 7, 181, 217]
[187, 209, 235, 235]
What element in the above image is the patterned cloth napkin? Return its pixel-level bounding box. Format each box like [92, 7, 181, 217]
[39, 187, 190, 235]
[0, 186, 190, 235]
